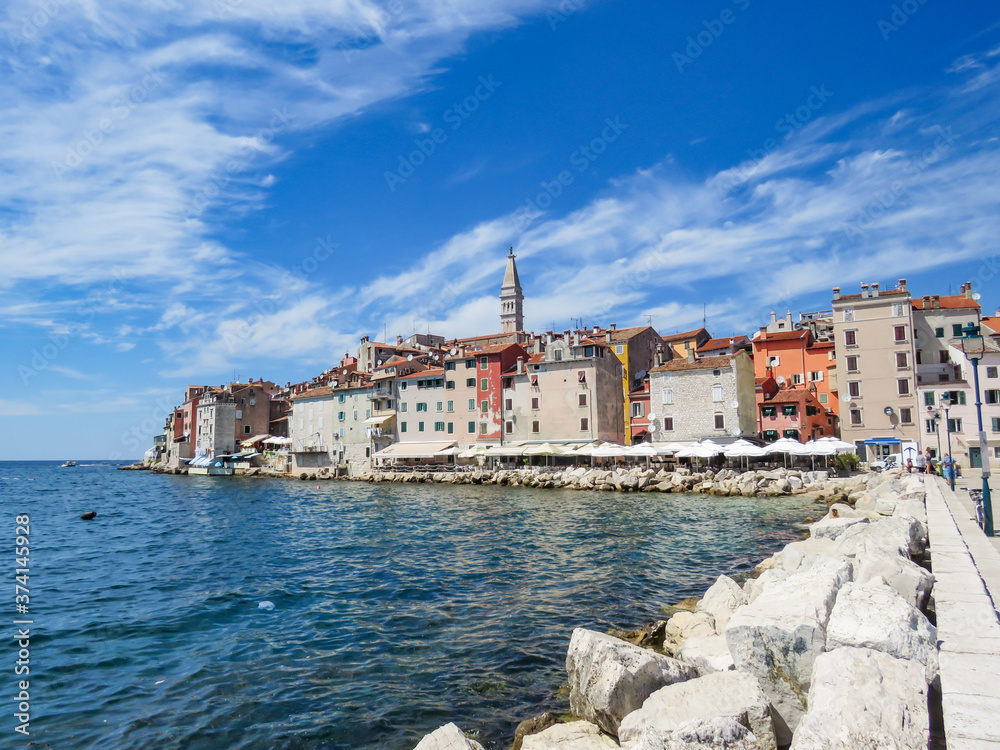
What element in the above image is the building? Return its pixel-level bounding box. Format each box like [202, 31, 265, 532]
[751, 328, 839, 414]
[289, 377, 377, 475]
[500, 247, 524, 334]
[503, 335, 625, 444]
[231, 379, 279, 442]
[475, 342, 529, 443]
[697, 335, 752, 358]
[831, 280, 920, 460]
[758, 388, 835, 442]
[369, 356, 427, 454]
[662, 328, 712, 360]
[628, 379, 651, 444]
[648, 351, 757, 443]
[443, 348, 485, 446]
[195, 391, 237, 457]
[164, 385, 218, 467]
[593, 324, 662, 444]
[392, 368, 461, 457]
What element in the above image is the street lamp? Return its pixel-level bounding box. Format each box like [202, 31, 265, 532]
[941, 392, 955, 491]
[960, 322, 994, 537]
[931, 411, 942, 459]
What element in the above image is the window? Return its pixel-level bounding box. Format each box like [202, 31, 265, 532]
[846, 355, 859, 373]
[434, 422, 444, 432]
[939, 374, 950, 382]
[352, 410, 358, 421]
[504, 398, 513, 411]
[714, 414, 725, 430]
[436, 401, 443, 412]
[468, 421, 476, 433]
[631, 402, 645, 418]
[899, 407, 912, 424]
[584, 346, 593, 357]
[897, 379, 910, 396]
[416, 403, 427, 412]
[895, 352, 908, 368]
[763, 429, 779, 440]
[466, 359, 475, 369]
[530, 375, 539, 387]
[578, 393, 587, 407]
[338, 393, 346, 403]
[939, 351, 950, 364]
[418, 421, 425, 432]
[791, 374, 803, 385]
[850, 408, 863, 425]
[578, 371, 586, 383]
[398, 381, 407, 391]
[992, 417, 1000, 433]
[338, 411, 346, 421]
[782, 429, 799, 439]
[531, 397, 539, 410]
[944, 390, 966, 405]
[446, 400, 454, 412]
[782, 405, 797, 416]
[662, 388, 674, 404]
[935, 327, 945, 338]
[480, 423, 488, 434]
[236, 410, 243, 419]
[663, 417, 674, 431]
[844, 330, 857, 347]
[480, 356, 488, 369]
[447, 422, 454, 434]
[809, 371, 824, 382]
[712, 385, 724, 401]
[244, 425, 251, 434]
[481, 400, 488, 412]
[848, 381, 861, 398]
[767, 356, 781, 367]
[553, 350, 563, 361]
[445, 361, 456, 371]
[505, 421, 513, 434]
[948, 417, 963, 432]
[818, 393, 828, 404]
[892, 302, 905, 317]
[477, 378, 486, 391]
[532, 420, 540, 433]
[466, 378, 476, 388]
[916, 350, 922, 365]
[953, 324, 964, 337]
[446, 381, 456, 390]
[580, 417, 589, 431]
[468, 398, 475, 411]
[893, 325, 907, 342]
[401, 422, 407, 433]
[843, 307, 855, 322]
[987, 367, 998, 379]
[925, 419, 937, 434]
[924, 392, 935, 406]
[615, 344, 624, 355]
[985, 390, 1000, 405]
[761, 406, 777, 417]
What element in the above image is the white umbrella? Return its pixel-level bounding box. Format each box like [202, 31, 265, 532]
[590, 444, 627, 457]
[625, 443, 659, 456]
[263, 436, 292, 445]
[676, 443, 722, 458]
[816, 437, 856, 452]
[803, 441, 837, 456]
[764, 437, 802, 454]
[457, 445, 487, 458]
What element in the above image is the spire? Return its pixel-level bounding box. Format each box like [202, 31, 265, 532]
[500, 246, 524, 334]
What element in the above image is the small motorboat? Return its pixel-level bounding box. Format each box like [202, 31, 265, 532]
[60, 461, 77, 467]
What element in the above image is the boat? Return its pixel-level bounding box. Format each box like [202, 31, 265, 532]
[187, 455, 235, 476]
[60, 461, 77, 467]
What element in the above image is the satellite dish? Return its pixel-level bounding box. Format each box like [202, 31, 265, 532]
[332, 380, 338, 387]
[731, 400, 739, 409]
[342, 369, 348, 375]
[776, 376, 785, 384]
[376, 359, 383, 366]
[842, 393, 852, 403]
[730, 427, 741, 437]
[407, 354, 414, 361]
[649, 423, 658, 432]
[648, 411, 657, 421]
[635, 370, 647, 379]
[450, 348, 458, 355]
[972, 293, 982, 300]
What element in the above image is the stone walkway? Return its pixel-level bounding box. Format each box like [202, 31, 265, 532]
[924, 475, 1000, 748]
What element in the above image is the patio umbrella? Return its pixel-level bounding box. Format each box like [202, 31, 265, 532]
[815, 436, 856, 452]
[590, 444, 627, 466]
[457, 445, 487, 459]
[625, 442, 659, 468]
[724, 439, 768, 470]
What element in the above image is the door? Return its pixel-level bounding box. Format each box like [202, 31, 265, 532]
[970, 447, 982, 469]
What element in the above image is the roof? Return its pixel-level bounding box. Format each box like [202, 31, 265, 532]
[754, 329, 809, 342]
[476, 343, 523, 356]
[911, 295, 981, 311]
[650, 354, 735, 373]
[763, 389, 815, 405]
[374, 355, 410, 371]
[501, 250, 521, 291]
[661, 327, 710, 342]
[983, 317, 1000, 336]
[454, 331, 520, 344]
[834, 289, 909, 302]
[698, 335, 750, 351]
[398, 368, 445, 380]
[290, 385, 332, 401]
[605, 325, 656, 342]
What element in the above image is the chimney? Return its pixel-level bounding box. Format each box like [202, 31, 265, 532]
[860, 283, 869, 298]
[963, 282, 973, 299]
[655, 344, 664, 367]
[516, 357, 525, 374]
[932, 295, 940, 309]
[922, 295, 930, 310]
[770, 311, 777, 323]
[898, 278, 907, 292]
[687, 348, 696, 363]
[360, 335, 369, 344]
[546, 331, 553, 345]
[573, 331, 581, 346]
[610, 323, 617, 331]
[563, 329, 571, 340]
[786, 311, 793, 325]
[832, 287, 841, 300]
[871, 282, 879, 297]
[396, 334, 403, 346]
[605, 330, 612, 344]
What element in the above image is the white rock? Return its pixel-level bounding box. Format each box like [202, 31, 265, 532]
[725, 557, 853, 744]
[696, 576, 746, 633]
[618, 671, 776, 750]
[630, 717, 761, 750]
[522, 721, 619, 750]
[789, 647, 929, 750]
[808, 515, 869, 541]
[566, 628, 698, 735]
[414, 723, 485, 750]
[826, 579, 938, 683]
[855, 546, 934, 609]
[664, 611, 716, 647]
[826, 503, 861, 518]
[772, 538, 839, 573]
[834, 515, 925, 558]
[743, 569, 790, 604]
[675, 635, 734, 675]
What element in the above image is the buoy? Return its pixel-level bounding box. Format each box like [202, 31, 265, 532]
[258, 601, 275, 611]
[80, 511, 97, 520]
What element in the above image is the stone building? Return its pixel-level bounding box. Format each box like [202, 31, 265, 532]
[289, 379, 376, 475]
[648, 351, 757, 443]
[195, 391, 237, 457]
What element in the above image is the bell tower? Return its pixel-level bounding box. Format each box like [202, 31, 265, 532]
[500, 247, 524, 334]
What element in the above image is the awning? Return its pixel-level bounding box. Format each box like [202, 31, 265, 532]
[241, 434, 271, 445]
[374, 441, 456, 458]
[864, 437, 901, 445]
[364, 414, 394, 426]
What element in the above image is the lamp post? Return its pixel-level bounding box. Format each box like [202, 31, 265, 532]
[931, 411, 942, 459]
[941, 393, 955, 491]
[960, 323, 994, 537]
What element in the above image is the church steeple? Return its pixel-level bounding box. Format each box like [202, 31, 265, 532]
[500, 246, 524, 334]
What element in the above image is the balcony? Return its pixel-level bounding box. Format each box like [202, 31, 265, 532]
[293, 444, 326, 453]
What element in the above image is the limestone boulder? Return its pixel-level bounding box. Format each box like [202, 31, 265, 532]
[522, 721, 619, 750]
[567, 628, 698, 736]
[807, 515, 868, 541]
[664, 611, 716, 651]
[789, 647, 929, 750]
[414, 723, 485, 750]
[743, 569, 789, 604]
[512, 714, 560, 750]
[825, 579, 938, 683]
[675, 635, 734, 676]
[855, 546, 933, 609]
[696, 575, 746, 633]
[833, 515, 925, 558]
[725, 557, 853, 744]
[772, 538, 838, 574]
[629, 717, 763, 750]
[617, 670, 776, 750]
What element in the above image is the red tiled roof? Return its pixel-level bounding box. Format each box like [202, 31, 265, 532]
[982, 317, 1000, 336]
[661, 327, 709, 342]
[755, 329, 809, 342]
[291, 385, 332, 401]
[476, 343, 523, 356]
[763, 389, 814, 405]
[398, 368, 445, 380]
[650, 354, 734, 373]
[605, 325, 656, 342]
[911, 295, 981, 311]
[698, 335, 750, 351]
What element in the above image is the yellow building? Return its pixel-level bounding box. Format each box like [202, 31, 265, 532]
[595, 325, 664, 444]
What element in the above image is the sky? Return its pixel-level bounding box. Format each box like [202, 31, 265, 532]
[2, 0, 1000, 460]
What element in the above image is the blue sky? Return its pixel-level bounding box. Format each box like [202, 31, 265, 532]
[3, 0, 1000, 460]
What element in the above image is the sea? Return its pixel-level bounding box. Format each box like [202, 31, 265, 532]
[2, 461, 816, 749]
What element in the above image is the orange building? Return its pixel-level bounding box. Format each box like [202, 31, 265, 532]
[751, 328, 839, 415]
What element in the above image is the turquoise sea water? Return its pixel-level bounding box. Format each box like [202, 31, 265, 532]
[3, 462, 815, 749]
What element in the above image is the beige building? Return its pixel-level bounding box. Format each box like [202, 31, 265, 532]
[289, 379, 376, 476]
[831, 280, 920, 459]
[647, 351, 757, 442]
[195, 392, 237, 457]
[502, 336, 625, 444]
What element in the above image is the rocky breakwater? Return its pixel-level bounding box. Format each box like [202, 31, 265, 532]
[411, 471, 938, 750]
[362, 466, 861, 500]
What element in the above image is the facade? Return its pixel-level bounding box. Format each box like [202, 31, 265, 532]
[600, 325, 663, 444]
[289, 381, 376, 475]
[369, 356, 427, 453]
[648, 351, 757, 443]
[396, 368, 456, 444]
[503, 337, 625, 444]
[758, 388, 835, 442]
[195, 392, 237, 457]
[697, 335, 752, 358]
[231, 380, 277, 442]
[751, 328, 839, 414]
[499, 248, 524, 334]
[444, 349, 492, 446]
[662, 328, 712, 360]
[475, 342, 529, 443]
[628, 380, 651, 444]
[832, 280, 920, 460]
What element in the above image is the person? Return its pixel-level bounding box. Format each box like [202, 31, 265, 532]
[924, 449, 937, 475]
[942, 454, 955, 481]
[906, 458, 914, 473]
[915, 452, 926, 474]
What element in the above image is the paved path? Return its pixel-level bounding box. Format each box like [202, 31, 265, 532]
[924, 475, 1000, 748]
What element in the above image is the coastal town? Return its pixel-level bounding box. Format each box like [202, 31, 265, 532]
[146, 251, 1000, 479]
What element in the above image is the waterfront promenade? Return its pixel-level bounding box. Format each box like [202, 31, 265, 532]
[925, 474, 1000, 748]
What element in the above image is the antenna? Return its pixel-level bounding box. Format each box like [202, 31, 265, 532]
[702, 303, 707, 329]
[645, 314, 653, 326]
